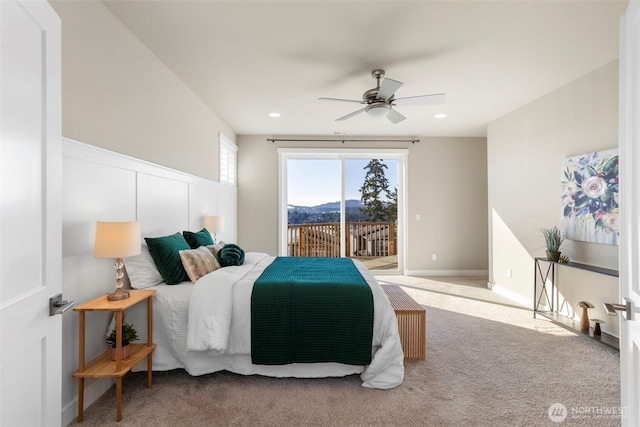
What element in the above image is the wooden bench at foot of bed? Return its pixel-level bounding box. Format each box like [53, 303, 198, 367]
[381, 284, 426, 361]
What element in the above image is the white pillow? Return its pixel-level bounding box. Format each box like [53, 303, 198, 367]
[124, 245, 164, 289]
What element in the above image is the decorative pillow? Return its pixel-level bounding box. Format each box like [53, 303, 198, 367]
[144, 232, 190, 285]
[207, 241, 226, 256]
[179, 246, 221, 283]
[123, 245, 164, 289]
[183, 228, 214, 249]
[216, 243, 245, 267]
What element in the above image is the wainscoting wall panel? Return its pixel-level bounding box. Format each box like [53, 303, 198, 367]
[60, 138, 236, 424]
[137, 172, 189, 237]
[188, 180, 220, 234]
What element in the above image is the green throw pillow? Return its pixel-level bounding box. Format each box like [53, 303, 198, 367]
[145, 232, 190, 284]
[183, 228, 214, 249]
[216, 243, 245, 267]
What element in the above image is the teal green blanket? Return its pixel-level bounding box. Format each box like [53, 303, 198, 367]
[251, 257, 373, 366]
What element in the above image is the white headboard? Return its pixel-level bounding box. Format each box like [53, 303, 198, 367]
[60, 137, 237, 417]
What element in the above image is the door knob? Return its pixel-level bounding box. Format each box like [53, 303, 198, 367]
[49, 293, 75, 316]
[603, 299, 633, 320]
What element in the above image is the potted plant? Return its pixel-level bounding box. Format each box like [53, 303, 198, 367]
[541, 226, 564, 262]
[106, 322, 139, 360]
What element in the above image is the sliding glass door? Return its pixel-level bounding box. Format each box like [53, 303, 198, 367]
[286, 158, 342, 257]
[345, 158, 398, 270]
[279, 149, 406, 274]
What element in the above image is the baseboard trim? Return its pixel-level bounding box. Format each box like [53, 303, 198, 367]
[62, 377, 114, 426]
[491, 284, 532, 309]
[404, 269, 488, 277]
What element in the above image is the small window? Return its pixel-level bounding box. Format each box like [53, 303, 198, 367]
[219, 133, 237, 186]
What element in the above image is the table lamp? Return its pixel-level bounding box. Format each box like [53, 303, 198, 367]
[94, 221, 141, 301]
[205, 215, 225, 242]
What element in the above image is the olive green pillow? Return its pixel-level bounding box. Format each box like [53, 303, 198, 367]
[144, 232, 190, 284]
[183, 228, 214, 249]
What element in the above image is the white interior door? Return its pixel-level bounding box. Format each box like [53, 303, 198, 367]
[619, 1, 640, 425]
[0, 1, 62, 426]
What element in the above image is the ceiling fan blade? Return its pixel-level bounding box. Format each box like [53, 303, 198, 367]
[319, 97, 364, 104]
[336, 108, 366, 121]
[387, 109, 406, 124]
[377, 78, 403, 101]
[393, 93, 446, 106]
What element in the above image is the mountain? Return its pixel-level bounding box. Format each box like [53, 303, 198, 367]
[288, 199, 363, 211]
[287, 200, 365, 224]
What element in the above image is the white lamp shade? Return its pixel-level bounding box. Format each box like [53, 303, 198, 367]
[94, 221, 141, 258]
[205, 216, 225, 233]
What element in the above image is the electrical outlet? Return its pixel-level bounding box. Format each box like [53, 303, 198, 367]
[432, 254, 437, 261]
[507, 269, 513, 278]
[416, 214, 421, 221]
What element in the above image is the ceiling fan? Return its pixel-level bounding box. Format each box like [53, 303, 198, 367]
[319, 69, 445, 124]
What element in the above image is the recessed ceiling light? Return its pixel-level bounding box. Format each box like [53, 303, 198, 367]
[269, 112, 281, 118]
[434, 113, 447, 119]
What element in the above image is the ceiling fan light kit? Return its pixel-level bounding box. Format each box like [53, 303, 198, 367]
[365, 102, 391, 118]
[319, 69, 445, 124]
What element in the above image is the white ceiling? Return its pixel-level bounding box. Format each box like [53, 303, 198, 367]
[102, 0, 627, 138]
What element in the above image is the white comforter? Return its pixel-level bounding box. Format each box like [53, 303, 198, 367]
[127, 253, 404, 389]
[186, 252, 271, 354]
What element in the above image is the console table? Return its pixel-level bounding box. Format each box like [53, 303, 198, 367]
[533, 257, 619, 349]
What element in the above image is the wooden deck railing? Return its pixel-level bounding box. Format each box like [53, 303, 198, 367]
[287, 222, 396, 258]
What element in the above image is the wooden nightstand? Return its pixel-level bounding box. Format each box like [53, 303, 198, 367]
[73, 289, 156, 422]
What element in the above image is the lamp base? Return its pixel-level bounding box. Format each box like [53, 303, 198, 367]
[107, 289, 130, 301]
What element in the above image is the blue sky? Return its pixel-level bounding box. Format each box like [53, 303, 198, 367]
[288, 158, 398, 207]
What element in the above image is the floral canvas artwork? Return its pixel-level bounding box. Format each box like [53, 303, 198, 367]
[561, 149, 619, 246]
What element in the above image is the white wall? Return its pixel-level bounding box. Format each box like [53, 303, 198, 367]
[487, 61, 619, 334]
[49, 0, 235, 181]
[236, 135, 488, 274]
[406, 136, 488, 274]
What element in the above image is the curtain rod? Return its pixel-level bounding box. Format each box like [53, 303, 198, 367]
[267, 138, 420, 144]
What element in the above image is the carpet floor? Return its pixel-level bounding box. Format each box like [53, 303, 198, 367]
[71, 275, 621, 427]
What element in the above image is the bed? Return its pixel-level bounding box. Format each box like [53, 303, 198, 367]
[120, 245, 405, 390]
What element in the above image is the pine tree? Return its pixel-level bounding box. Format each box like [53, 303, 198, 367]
[360, 159, 390, 222]
[386, 186, 398, 223]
